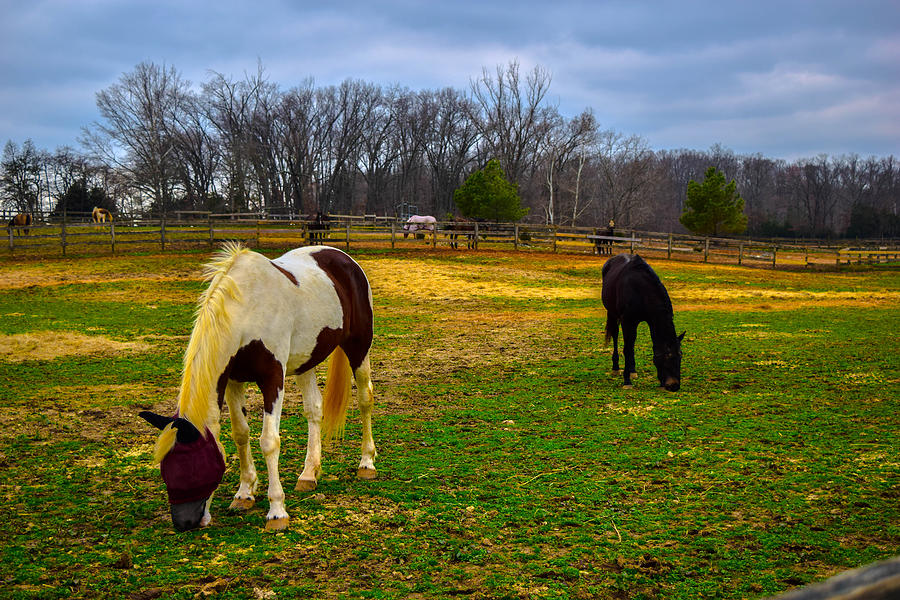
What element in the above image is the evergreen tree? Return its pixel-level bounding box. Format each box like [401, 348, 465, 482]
[680, 166, 747, 236]
[453, 159, 528, 222]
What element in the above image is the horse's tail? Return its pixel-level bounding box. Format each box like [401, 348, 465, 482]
[322, 346, 353, 447]
[604, 311, 617, 345]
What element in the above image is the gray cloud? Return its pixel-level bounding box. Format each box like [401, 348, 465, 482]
[1, 0, 897, 159]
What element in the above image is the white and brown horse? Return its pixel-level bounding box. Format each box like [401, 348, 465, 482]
[7, 213, 32, 236]
[92, 206, 112, 223]
[140, 243, 377, 531]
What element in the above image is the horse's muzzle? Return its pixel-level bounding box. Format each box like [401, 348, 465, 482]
[170, 498, 207, 532]
[663, 377, 680, 392]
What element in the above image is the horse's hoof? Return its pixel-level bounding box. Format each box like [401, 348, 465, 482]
[630, 373, 638, 379]
[295, 478, 317, 492]
[357, 467, 377, 480]
[265, 517, 289, 531]
[229, 497, 255, 512]
[622, 385, 634, 390]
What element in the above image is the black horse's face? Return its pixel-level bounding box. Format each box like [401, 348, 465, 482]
[139, 411, 226, 531]
[653, 332, 685, 391]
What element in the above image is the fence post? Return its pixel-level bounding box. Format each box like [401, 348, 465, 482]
[630, 230, 636, 254]
[111, 221, 116, 254]
[772, 245, 777, 268]
[667, 233, 672, 259]
[346, 222, 351, 251]
[704, 238, 709, 262]
[431, 224, 436, 248]
[391, 222, 395, 249]
[738, 243, 744, 265]
[208, 214, 214, 247]
[474, 222, 479, 250]
[514, 224, 519, 251]
[256, 220, 261, 248]
[160, 217, 166, 250]
[552, 226, 558, 253]
[61, 219, 67, 256]
[7, 228, 12, 252]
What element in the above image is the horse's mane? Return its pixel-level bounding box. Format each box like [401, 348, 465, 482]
[178, 242, 249, 430]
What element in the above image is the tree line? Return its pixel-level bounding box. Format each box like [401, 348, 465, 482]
[2, 60, 897, 238]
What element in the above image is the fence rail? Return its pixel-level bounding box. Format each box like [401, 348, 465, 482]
[4, 216, 898, 269]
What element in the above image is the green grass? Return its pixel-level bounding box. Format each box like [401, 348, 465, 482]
[0, 250, 896, 599]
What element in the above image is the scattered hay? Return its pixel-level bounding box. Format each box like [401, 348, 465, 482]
[0, 331, 153, 362]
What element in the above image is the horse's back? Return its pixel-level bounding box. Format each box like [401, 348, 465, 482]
[602, 254, 670, 316]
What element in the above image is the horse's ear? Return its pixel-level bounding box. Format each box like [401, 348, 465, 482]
[171, 418, 202, 445]
[678, 331, 686, 343]
[139, 411, 175, 431]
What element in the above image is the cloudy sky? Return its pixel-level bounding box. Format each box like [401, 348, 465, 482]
[1, 0, 898, 160]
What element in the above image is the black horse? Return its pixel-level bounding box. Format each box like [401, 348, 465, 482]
[446, 218, 475, 249]
[601, 253, 684, 391]
[307, 212, 329, 244]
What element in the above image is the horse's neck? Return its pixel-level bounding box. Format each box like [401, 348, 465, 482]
[647, 311, 676, 345]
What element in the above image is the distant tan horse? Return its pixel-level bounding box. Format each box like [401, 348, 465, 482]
[92, 207, 112, 223]
[7, 213, 32, 236]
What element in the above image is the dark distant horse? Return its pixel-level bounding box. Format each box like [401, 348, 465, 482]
[601, 253, 684, 391]
[595, 219, 615, 255]
[7, 213, 32, 236]
[446, 218, 475, 249]
[307, 212, 329, 244]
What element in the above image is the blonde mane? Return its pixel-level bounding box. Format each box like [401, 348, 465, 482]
[177, 241, 249, 430]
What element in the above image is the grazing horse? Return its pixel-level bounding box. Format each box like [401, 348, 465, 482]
[601, 253, 684, 391]
[402, 215, 436, 239]
[140, 242, 377, 531]
[92, 207, 112, 223]
[7, 213, 32, 236]
[307, 212, 329, 244]
[446, 218, 475, 249]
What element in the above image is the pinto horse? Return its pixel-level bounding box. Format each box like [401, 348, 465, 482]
[601, 253, 684, 391]
[7, 213, 32, 236]
[140, 243, 376, 531]
[402, 215, 436, 239]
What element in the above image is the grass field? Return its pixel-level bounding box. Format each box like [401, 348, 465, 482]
[0, 247, 897, 599]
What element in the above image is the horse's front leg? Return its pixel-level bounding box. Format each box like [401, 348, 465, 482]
[354, 354, 378, 480]
[295, 370, 323, 492]
[260, 372, 289, 530]
[224, 380, 257, 511]
[622, 320, 638, 388]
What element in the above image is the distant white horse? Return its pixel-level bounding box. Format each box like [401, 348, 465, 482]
[402, 215, 437, 238]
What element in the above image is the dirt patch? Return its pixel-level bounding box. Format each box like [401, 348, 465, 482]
[0, 331, 154, 362]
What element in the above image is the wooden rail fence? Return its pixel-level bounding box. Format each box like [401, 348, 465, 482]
[4, 217, 898, 270]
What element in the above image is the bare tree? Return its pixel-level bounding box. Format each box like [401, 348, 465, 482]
[593, 131, 654, 227]
[1, 139, 44, 214]
[86, 61, 190, 215]
[470, 60, 555, 186]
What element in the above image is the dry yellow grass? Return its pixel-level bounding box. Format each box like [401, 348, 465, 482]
[0, 331, 153, 362]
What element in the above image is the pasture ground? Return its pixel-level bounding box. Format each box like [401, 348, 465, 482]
[0, 248, 897, 599]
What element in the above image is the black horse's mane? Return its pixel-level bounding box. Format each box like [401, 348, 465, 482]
[630, 255, 673, 315]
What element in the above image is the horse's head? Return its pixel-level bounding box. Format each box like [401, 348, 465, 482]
[653, 331, 684, 391]
[139, 411, 225, 531]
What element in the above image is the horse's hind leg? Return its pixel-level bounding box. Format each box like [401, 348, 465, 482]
[225, 380, 258, 511]
[622, 320, 638, 388]
[354, 353, 377, 480]
[607, 314, 620, 373]
[296, 369, 323, 492]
